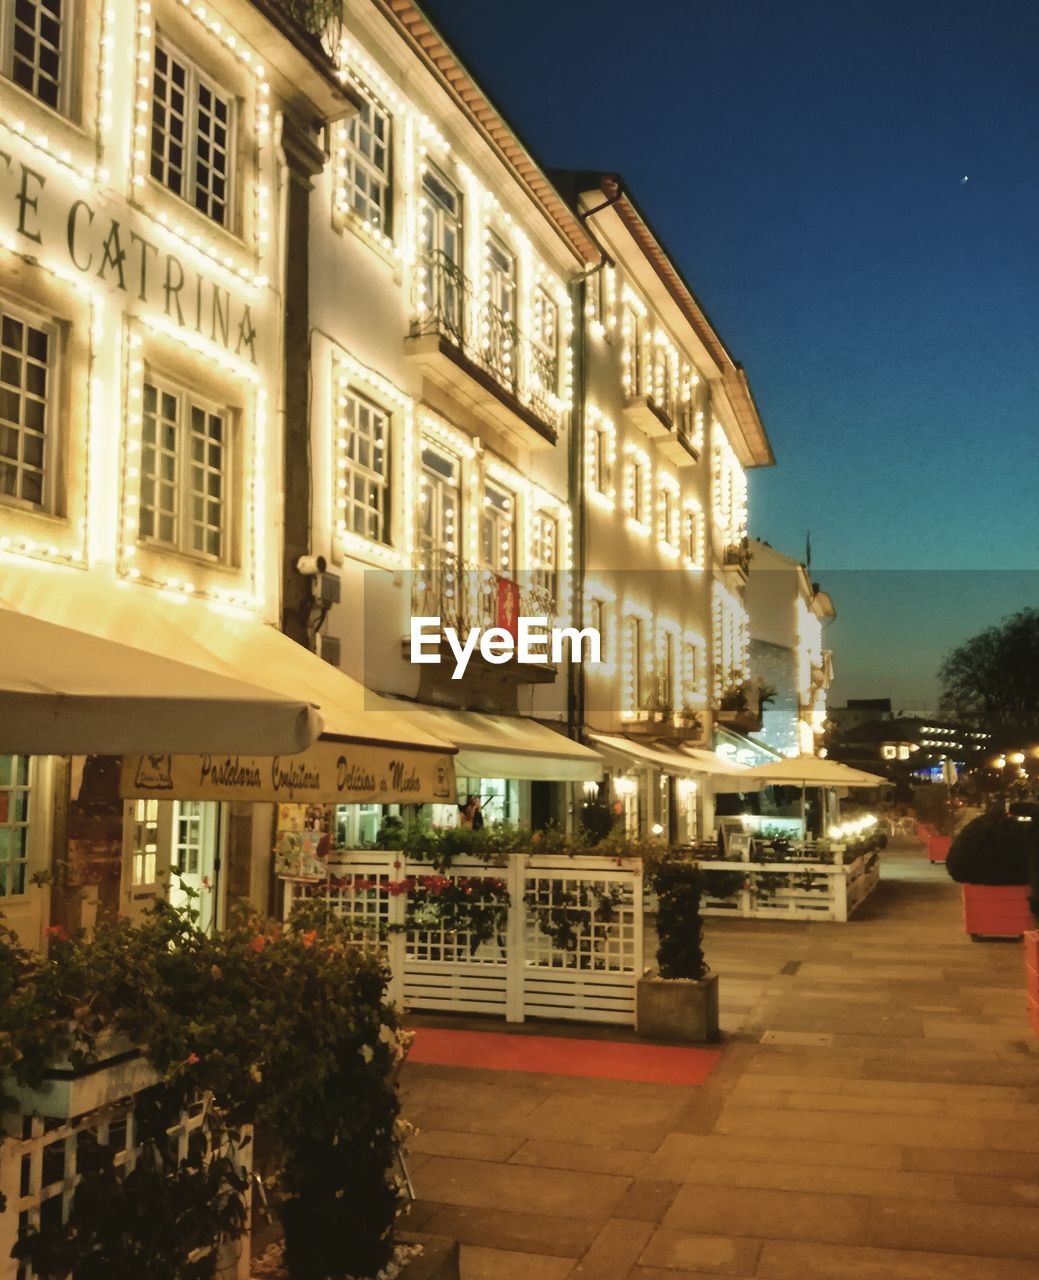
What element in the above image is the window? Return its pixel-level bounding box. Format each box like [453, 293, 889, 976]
[658, 630, 675, 710]
[480, 480, 515, 577]
[683, 504, 703, 567]
[658, 487, 678, 549]
[589, 598, 609, 663]
[417, 443, 460, 565]
[626, 455, 647, 526]
[622, 303, 644, 396]
[588, 419, 612, 496]
[530, 510, 557, 612]
[682, 640, 702, 707]
[420, 166, 463, 338]
[0, 307, 54, 509]
[341, 89, 391, 232]
[3, 0, 65, 111]
[625, 615, 644, 710]
[0, 755, 30, 898]
[484, 235, 517, 386]
[151, 39, 233, 227]
[532, 287, 557, 358]
[338, 389, 389, 544]
[140, 376, 230, 561]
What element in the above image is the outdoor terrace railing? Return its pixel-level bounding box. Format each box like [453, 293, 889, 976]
[411, 552, 558, 634]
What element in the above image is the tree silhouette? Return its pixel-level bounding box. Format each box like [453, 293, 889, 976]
[939, 608, 1039, 740]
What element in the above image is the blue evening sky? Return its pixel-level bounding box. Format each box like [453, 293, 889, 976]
[419, 0, 1039, 707]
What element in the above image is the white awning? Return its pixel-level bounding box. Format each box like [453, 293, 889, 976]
[0, 562, 452, 756]
[734, 755, 890, 788]
[680, 747, 763, 788]
[588, 733, 701, 776]
[400, 706, 604, 782]
[0, 606, 322, 756]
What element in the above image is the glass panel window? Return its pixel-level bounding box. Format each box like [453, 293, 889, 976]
[420, 166, 463, 340]
[530, 510, 557, 613]
[532, 287, 557, 357]
[589, 599, 608, 664]
[341, 89, 391, 232]
[0, 755, 31, 898]
[5, 0, 65, 111]
[625, 616, 643, 710]
[480, 481, 515, 577]
[151, 39, 232, 227]
[338, 389, 389, 544]
[659, 488, 677, 548]
[658, 630, 675, 710]
[416, 442, 462, 627]
[484, 235, 517, 387]
[0, 308, 53, 510]
[140, 375, 230, 562]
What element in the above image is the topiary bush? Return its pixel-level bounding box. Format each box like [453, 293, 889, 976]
[652, 860, 708, 980]
[946, 813, 1039, 886]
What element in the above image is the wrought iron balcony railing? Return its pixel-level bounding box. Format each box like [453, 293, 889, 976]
[411, 252, 560, 429]
[411, 551, 557, 638]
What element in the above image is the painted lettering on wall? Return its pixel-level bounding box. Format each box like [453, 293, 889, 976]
[0, 149, 258, 361]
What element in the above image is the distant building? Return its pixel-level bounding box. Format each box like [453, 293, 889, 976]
[829, 699, 893, 735]
[744, 541, 835, 758]
[830, 713, 990, 775]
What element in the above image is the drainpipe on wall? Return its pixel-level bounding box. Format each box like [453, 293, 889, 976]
[566, 183, 623, 754]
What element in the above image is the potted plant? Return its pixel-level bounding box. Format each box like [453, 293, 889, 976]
[914, 784, 952, 861]
[946, 813, 1038, 939]
[636, 859, 719, 1043]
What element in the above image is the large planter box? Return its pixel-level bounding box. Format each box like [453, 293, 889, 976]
[927, 834, 952, 863]
[916, 822, 933, 843]
[635, 972, 719, 1044]
[1025, 931, 1039, 1037]
[963, 883, 1033, 940]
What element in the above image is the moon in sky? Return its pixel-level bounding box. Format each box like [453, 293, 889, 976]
[961, 176, 969, 184]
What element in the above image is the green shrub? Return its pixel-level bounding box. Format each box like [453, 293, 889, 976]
[652, 860, 707, 980]
[946, 813, 1038, 886]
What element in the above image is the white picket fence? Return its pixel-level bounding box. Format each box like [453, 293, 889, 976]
[1, 1038, 251, 1280]
[698, 846, 880, 922]
[284, 853, 644, 1025]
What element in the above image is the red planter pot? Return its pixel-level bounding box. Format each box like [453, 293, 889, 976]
[928, 834, 952, 863]
[915, 822, 934, 844]
[1025, 931, 1039, 1037]
[962, 883, 1032, 940]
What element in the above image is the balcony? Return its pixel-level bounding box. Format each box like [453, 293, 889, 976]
[722, 537, 751, 579]
[404, 252, 561, 449]
[243, 0, 352, 116]
[404, 551, 558, 687]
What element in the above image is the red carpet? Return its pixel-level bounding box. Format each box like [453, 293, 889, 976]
[409, 1027, 721, 1085]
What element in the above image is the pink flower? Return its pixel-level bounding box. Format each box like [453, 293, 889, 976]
[184, 1052, 200, 1066]
[249, 935, 267, 953]
[43, 925, 69, 941]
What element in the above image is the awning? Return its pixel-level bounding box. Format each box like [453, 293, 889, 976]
[588, 733, 702, 777]
[680, 747, 763, 788]
[399, 706, 604, 782]
[0, 607, 322, 756]
[733, 755, 891, 788]
[0, 561, 457, 804]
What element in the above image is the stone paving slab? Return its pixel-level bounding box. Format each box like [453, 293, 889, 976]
[402, 840, 1039, 1279]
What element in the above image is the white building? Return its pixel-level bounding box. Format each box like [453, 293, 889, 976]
[558, 174, 774, 842]
[0, 0, 456, 945]
[302, 0, 602, 839]
[744, 539, 835, 759]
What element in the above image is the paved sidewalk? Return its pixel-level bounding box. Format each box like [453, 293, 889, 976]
[400, 839, 1039, 1279]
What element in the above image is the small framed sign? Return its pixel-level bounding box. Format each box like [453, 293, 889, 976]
[728, 833, 753, 861]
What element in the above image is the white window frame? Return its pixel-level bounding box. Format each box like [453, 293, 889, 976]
[2, 0, 69, 114]
[139, 371, 234, 564]
[0, 299, 58, 513]
[340, 85, 392, 234]
[337, 387, 390, 546]
[0, 754, 32, 899]
[480, 479, 516, 577]
[150, 33, 236, 229]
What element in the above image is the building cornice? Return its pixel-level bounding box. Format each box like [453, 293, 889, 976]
[373, 0, 598, 266]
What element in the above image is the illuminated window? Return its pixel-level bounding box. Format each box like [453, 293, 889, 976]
[484, 235, 517, 389]
[420, 166, 463, 339]
[589, 598, 609, 663]
[140, 376, 230, 561]
[588, 416, 614, 497]
[481, 480, 515, 576]
[658, 486, 679, 549]
[625, 455, 647, 525]
[3, 0, 65, 111]
[0, 307, 54, 510]
[625, 615, 645, 708]
[417, 443, 460, 566]
[338, 389, 389, 544]
[530, 510, 557, 612]
[658, 629, 675, 709]
[532, 287, 557, 358]
[151, 39, 233, 227]
[341, 87, 391, 232]
[682, 505, 703, 567]
[0, 755, 31, 898]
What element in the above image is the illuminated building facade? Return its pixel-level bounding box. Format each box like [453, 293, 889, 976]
[0, 0, 354, 943]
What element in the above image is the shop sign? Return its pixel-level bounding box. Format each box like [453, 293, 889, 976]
[120, 742, 456, 805]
